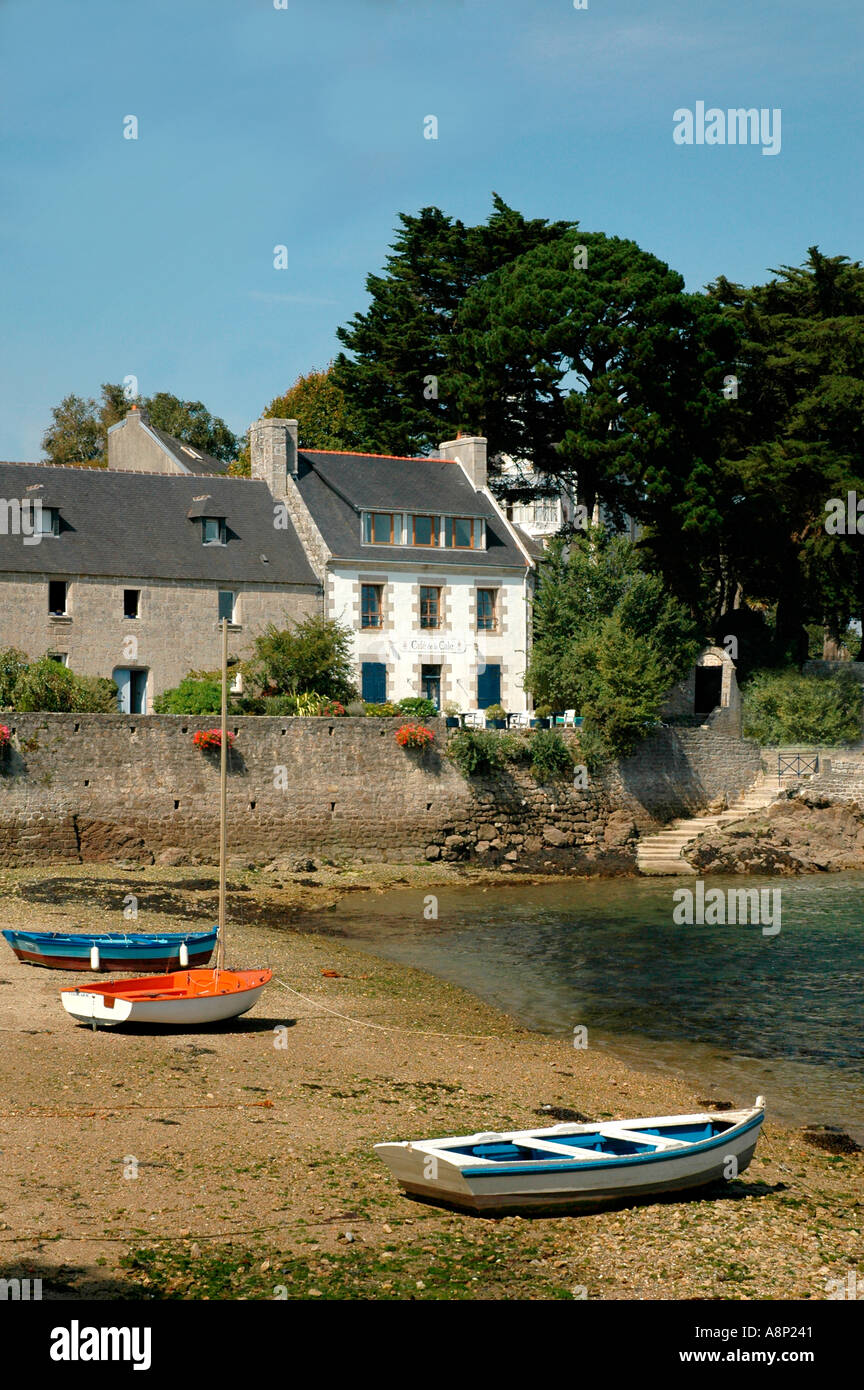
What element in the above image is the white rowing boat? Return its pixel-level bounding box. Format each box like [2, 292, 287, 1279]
[60, 967, 271, 1027]
[375, 1097, 765, 1213]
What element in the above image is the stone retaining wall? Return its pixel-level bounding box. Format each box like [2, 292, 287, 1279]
[0, 715, 764, 872]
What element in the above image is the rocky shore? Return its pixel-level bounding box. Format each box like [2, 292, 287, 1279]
[0, 860, 861, 1301]
[691, 791, 864, 874]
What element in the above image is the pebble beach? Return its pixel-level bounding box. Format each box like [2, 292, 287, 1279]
[0, 861, 861, 1302]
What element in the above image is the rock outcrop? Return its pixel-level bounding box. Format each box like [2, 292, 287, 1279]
[689, 791, 864, 874]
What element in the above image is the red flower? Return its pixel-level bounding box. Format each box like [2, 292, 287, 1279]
[193, 728, 236, 751]
[395, 723, 434, 749]
[0, 725, 10, 748]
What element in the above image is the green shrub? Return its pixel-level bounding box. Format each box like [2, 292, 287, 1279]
[484, 703, 507, 722]
[246, 614, 356, 702]
[742, 667, 863, 746]
[397, 697, 438, 720]
[154, 675, 222, 714]
[363, 701, 400, 717]
[446, 729, 505, 777]
[261, 693, 299, 716]
[575, 725, 610, 775]
[73, 675, 119, 713]
[345, 700, 366, 716]
[499, 732, 532, 763]
[231, 694, 265, 714]
[0, 647, 29, 707]
[529, 729, 574, 780]
[11, 658, 116, 713]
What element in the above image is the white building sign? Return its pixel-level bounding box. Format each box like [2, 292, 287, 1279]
[401, 635, 467, 655]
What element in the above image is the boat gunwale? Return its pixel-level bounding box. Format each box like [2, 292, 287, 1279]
[4, 927, 218, 948]
[456, 1111, 764, 1177]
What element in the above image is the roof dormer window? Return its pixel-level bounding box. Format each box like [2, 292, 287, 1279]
[362, 512, 403, 545]
[444, 516, 482, 549]
[36, 505, 60, 537]
[201, 516, 226, 545]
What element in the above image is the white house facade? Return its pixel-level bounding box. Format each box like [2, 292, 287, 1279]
[249, 423, 536, 713]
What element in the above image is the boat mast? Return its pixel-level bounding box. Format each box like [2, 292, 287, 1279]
[216, 615, 228, 974]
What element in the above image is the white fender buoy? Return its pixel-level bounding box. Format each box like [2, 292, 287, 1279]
[179, 942, 189, 968]
[90, 945, 100, 971]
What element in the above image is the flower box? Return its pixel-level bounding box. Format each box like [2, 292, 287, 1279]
[395, 723, 435, 750]
[193, 729, 236, 752]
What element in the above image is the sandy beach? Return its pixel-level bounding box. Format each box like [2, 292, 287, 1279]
[0, 860, 861, 1301]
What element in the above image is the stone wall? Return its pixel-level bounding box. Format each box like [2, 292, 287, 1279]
[0, 575, 317, 711]
[0, 716, 763, 871]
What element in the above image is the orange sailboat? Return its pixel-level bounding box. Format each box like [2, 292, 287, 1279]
[62, 619, 272, 1028]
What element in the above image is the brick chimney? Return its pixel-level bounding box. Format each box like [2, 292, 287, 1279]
[249, 417, 299, 497]
[439, 435, 487, 490]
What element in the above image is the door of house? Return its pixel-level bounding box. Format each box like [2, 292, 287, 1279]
[361, 661, 387, 703]
[477, 663, 501, 709]
[114, 668, 148, 714]
[694, 665, 723, 715]
[421, 664, 441, 709]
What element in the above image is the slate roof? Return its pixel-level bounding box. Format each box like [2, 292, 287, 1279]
[146, 425, 228, 475]
[0, 462, 318, 586]
[105, 417, 229, 475]
[294, 451, 531, 569]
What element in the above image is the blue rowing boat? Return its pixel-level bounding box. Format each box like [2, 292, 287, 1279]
[2, 926, 218, 973]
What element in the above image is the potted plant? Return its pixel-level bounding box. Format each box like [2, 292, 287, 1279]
[531, 704, 552, 729]
[484, 703, 507, 730]
[443, 701, 461, 729]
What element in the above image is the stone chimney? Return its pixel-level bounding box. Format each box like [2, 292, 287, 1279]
[439, 435, 487, 490]
[249, 417, 299, 497]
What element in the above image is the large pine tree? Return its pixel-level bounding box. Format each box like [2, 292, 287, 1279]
[332, 195, 574, 456]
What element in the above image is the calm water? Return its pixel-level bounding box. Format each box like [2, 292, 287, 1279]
[301, 873, 864, 1139]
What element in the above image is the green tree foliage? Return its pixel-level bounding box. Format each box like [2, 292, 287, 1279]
[42, 385, 239, 467]
[742, 667, 863, 746]
[153, 674, 223, 714]
[11, 658, 117, 712]
[333, 196, 574, 455]
[231, 365, 358, 475]
[0, 648, 29, 707]
[452, 230, 735, 612]
[526, 530, 703, 757]
[245, 615, 356, 703]
[41, 394, 105, 467]
[144, 392, 239, 462]
[709, 247, 864, 659]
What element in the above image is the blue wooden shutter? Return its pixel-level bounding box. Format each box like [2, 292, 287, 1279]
[361, 662, 387, 703]
[477, 664, 501, 709]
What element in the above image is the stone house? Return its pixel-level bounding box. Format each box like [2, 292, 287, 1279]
[0, 408, 536, 713]
[0, 410, 320, 710]
[249, 421, 536, 712]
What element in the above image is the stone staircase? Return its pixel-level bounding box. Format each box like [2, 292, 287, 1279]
[636, 772, 782, 875]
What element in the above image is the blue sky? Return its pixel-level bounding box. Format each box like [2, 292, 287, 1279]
[1, 0, 861, 459]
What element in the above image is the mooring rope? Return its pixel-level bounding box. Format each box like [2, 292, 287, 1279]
[274, 976, 511, 1042]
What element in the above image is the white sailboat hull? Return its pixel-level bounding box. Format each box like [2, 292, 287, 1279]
[61, 977, 268, 1027]
[376, 1102, 765, 1213]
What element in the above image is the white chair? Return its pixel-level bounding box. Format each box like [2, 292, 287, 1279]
[563, 709, 576, 727]
[463, 709, 485, 729]
[509, 711, 530, 728]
